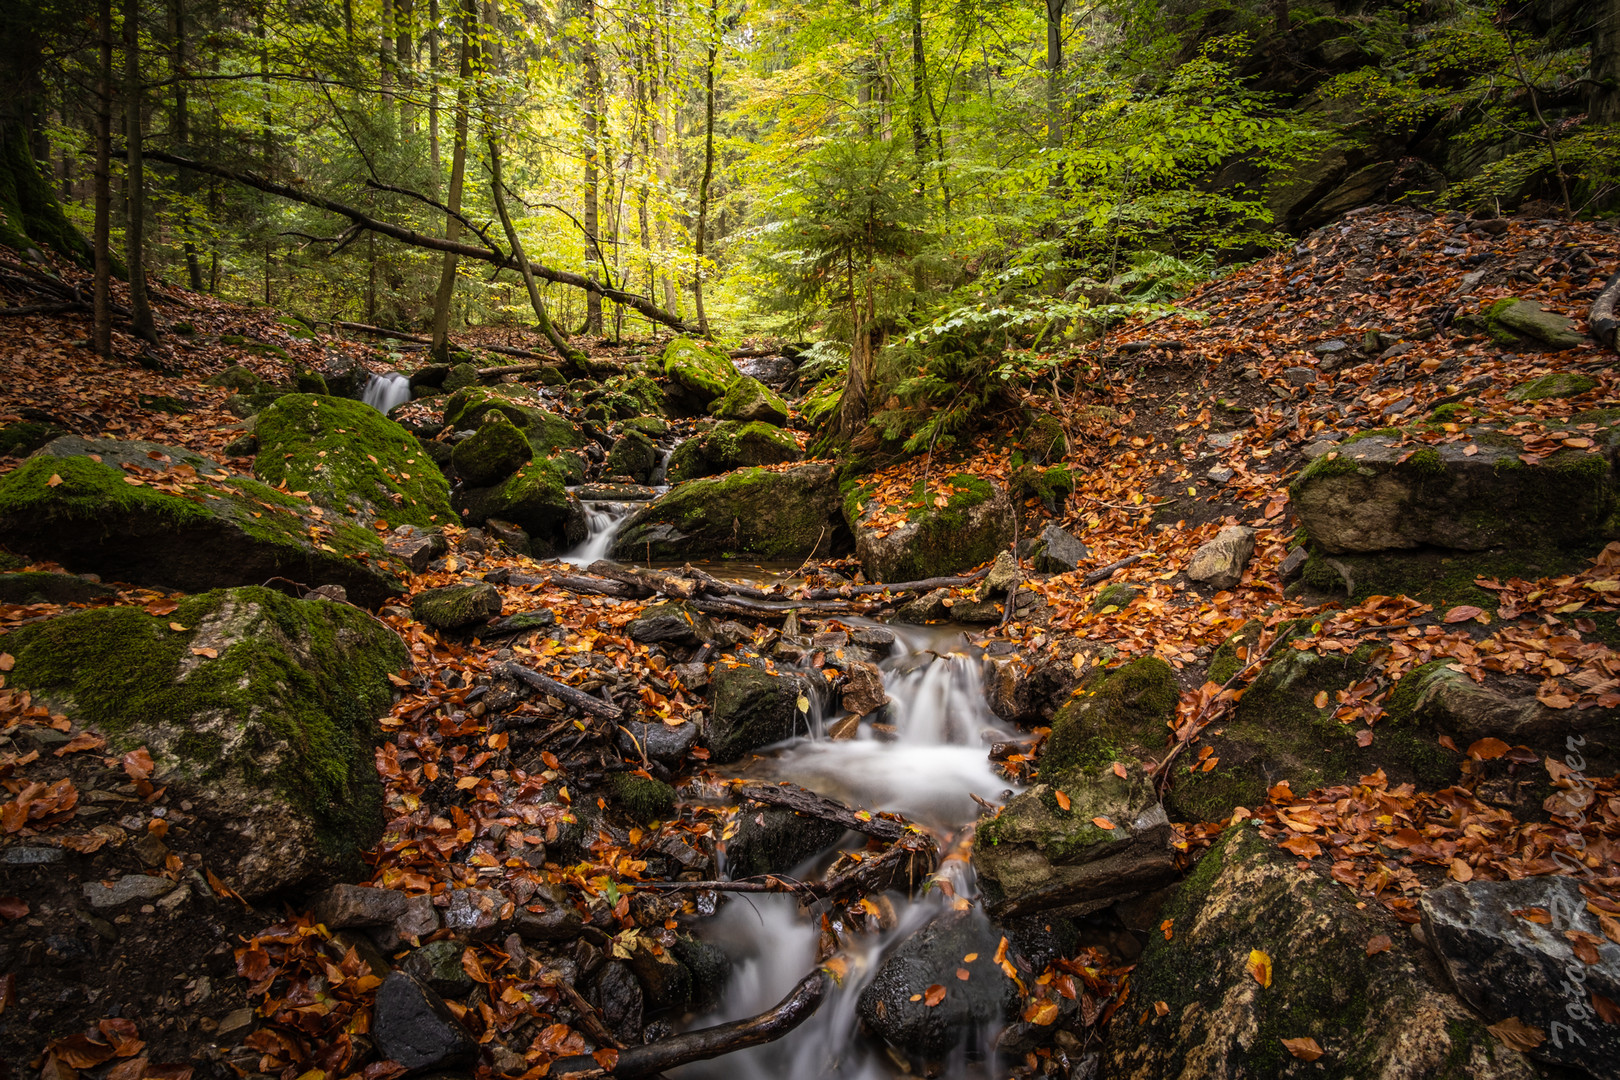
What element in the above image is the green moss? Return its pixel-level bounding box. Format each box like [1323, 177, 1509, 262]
[662, 337, 740, 402]
[1013, 464, 1074, 509]
[252, 395, 453, 528]
[0, 421, 65, 458]
[613, 464, 841, 562]
[1404, 447, 1444, 475]
[1207, 620, 1262, 685]
[293, 369, 327, 393]
[1427, 403, 1473, 423]
[800, 376, 843, 427]
[1043, 657, 1180, 774]
[441, 387, 587, 461]
[1385, 659, 1453, 724]
[666, 421, 800, 483]
[0, 572, 116, 605]
[450, 415, 532, 487]
[609, 773, 677, 824]
[3, 587, 406, 863]
[606, 429, 658, 481]
[1299, 544, 1589, 609]
[0, 128, 94, 266]
[710, 376, 790, 425]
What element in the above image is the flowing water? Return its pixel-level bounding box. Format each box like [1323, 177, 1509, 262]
[563, 501, 641, 566]
[675, 620, 1016, 1080]
[361, 371, 412, 413]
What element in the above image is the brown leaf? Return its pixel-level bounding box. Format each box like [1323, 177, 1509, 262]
[189, 646, 218, 659]
[47, 1035, 117, 1069]
[1023, 998, 1059, 1025]
[924, 984, 946, 1007]
[1091, 816, 1115, 830]
[955, 968, 970, 981]
[1512, 907, 1552, 926]
[1487, 1017, 1546, 1051]
[1112, 761, 1128, 778]
[46, 473, 63, 487]
[122, 749, 155, 782]
[1467, 738, 1510, 761]
[0, 896, 28, 920]
[1365, 934, 1393, 956]
[1449, 858, 1474, 882]
[1443, 605, 1485, 624]
[0, 653, 12, 671]
[592, 1049, 620, 1070]
[1281, 1036, 1323, 1061]
[1592, 992, 1620, 1025]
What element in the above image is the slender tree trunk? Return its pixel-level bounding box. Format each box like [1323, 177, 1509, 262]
[693, 0, 718, 337]
[1593, 0, 1620, 125]
[488, 136, 583, 365]
[634, 37, 654, 305]
[1045, 0, 1063, 150]
[168, 0, 203, 291]
[911, 0, 928, 192]
[1271, 0, 1290, 36]
[428, 0, 474, 360]
[581, 0, 603, 336]
[836, 255, 868, 436]
[395, 0, 413, 141]
[654, 10, 677, 316]
[125, 0, 157, 341]
[93, 0, 114, 357]
[428, 0, 442, 191]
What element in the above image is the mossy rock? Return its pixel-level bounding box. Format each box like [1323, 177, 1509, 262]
[1013, 463, 1074, 511]
[0, 571, 117, 605]
[205, 365, 272, 394]
[1092, 581, 1142, 613]
[1482, 299, 1586, 350]
[411, 583, 502, 631]
[293, 370, 328, 394]
[798, 376, 842, 427]
[1207, 620, 1262, 685]
[441, 386, 588, 461]
[710, 376, 789, 426]
[661, 337, 740, 405]
[0, 440, 408, 606]
[2, 587, 408, 896]
[450, 414, 533, 488]
[1503, 371, 1597, 402]
[1109, 826, 1537, 1079]
[666, 420, 801, 483]
[252, 394, 453, 529]
[1298, 545, 1592, 610]
[1023, 414, 1067, 463]
[608, 773, 676, 824]
[455, 465, 587, 556]
[611, 463, 850, 563]
[0, 421, 66, 458]
[1042, 657, 1180, 775]
[705, 663, 816, 763]
[623, 416, 669, 438]
[606, 429, 658, 484]
[225, 390, 293, 418]
[442, 362, 479, 394]
[846, 473, 1014, 582]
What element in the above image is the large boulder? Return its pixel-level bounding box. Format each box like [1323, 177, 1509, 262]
[705, 663, 816, 762]
[606, 428, 658, 484]
[455, 464, 588, 557]
[1421, 876, 1620, 1079]
[1041, 656, 1180, 775]
[710, 376, 789, 425]
[1289, 432, 1613, 554]
[441, 386, 589, 482]
[4, 587, 407, 897]
[1483, 299, 1586, 350]
[723, 806, 846, 877]
[662, 337, 740, 407]
[845, 474, 1014, 582]
[611, 463, 847, 562]
[973, 761, 1176, 919]
[1110, 826, 1538, 1080]
[665, 420, 801, 483]
[450, 413, 532, 487]
[0, 439, 409, 606]
[252, 394, 454, 528]
[412, 583, 502, 631]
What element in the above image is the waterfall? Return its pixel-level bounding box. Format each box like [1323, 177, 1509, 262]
[560, 500, 638, 566]
[361, 371, 411, 414]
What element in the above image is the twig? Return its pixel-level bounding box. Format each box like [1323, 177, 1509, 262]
[1082, 554, 1143, 585]
[497, 662, 625, 720]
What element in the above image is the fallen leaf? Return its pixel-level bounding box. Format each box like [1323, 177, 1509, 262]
[122, 748, 155, 781]
[1247, 949, 1272, 987]
[1487, 1017, 1546, 1051]
[1092, 816, 1115, 830]
[46, 473, 63, 487]
[0, 897, 28, 920]
[924, 984, 946, 1007]
[1365, 934, 1393, 956]
[963, 952, 978, 962]
[1443, 605, 1484, 623]
[1160, 918, 1174, 940]
[190, 646, 218, 659]
[1281, 1036, 1323, 1061]
[1467, 737, 1510, 761]
[1449, 858, 1474, 882]
[593, 1049, 619, 1070]
[0, 653, 11, 672]
[956, 968, 970, 980]
[1024, 999, 1059, 1025]
[1592, 992, 1620, 1025]
[1112, 761, 1128, 778]
[1054, 790, 1071, 811]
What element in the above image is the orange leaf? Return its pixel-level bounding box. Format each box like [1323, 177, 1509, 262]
[1112, 762, 1128, 778]
[1443, 605, 1484, 623]
[1281, 1036, 1323, 1061]
[1091, 816, 1115, 830]
[1467, 738, 1510, 761]
[0, 653, 12, 672]
[1365, 934, 1393, 956]
[1160, 918, 1174, 940]
[593, 1049, 619, 1070]
[122, 748, 155, 782]
[1487, 1017, 1546, 1051]
[1312, 690, 1329, 709]
[1247, 949, 1272, 987]
[189, 646, 218, 659]
[46, 473, 63, 487]
[1449, 858, 1474, 882]
[924, 984, 946, 1007]
[1054, 790, 1071, 811]
[1023, 998, 1059, 1025]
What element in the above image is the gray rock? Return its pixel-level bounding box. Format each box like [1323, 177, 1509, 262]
[706, 663, 815, 762]
[1312, 339, 1349, 355]
[1185, 525, 1256, 590]
[486, 610, 556, 635]
[848, 625, 896, 651]
[977, 550, 1020, 599]
[394, 894, 441, 944]
[616, 719, 701, 763]
[483, 518, 531, 556]
[1487, 300, 1586, 349]
[441, 888, 507, 940]
[1504, 372, 1597, 402]
[402, 939, 475, 998]
[626, 601, 715, 645]
[725, 806, 847, 877]
[1422, 876, 1619, 1079]
[1282, 366, 1317, 385]
[848, 478, 1014, 582]
[371, 971, 478, 1072]
[3, 846, 64, 865]
[588, 961, 644, 1046]
[83, 874, 177, 909]
[1207, 432, 1240, 450]
[893, 588, 952, 624]
[1031, 525, 1089, 575]
[1381, 395, 1415, 417]
[313, 884, 409, 929]
[1279, 546, 1309, 580]
[385, 526, 448, 573]
[1204, 465, 1235, 484]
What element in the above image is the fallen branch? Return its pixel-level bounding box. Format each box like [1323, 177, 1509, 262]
[797, 566, 992, 601]
[550, 968, 831, 1078]
[681, 564, 780, 601]
[510, 572, 644, 599]
[737, 781, 912, 843]
[687, 596, 865, 620]
[497, 662, 625, 720]
[587, 560, 696, 599]
[0, 302, 76, 316]
[1592, 269, 1620, 352]
[1083, 554, 1143, 585]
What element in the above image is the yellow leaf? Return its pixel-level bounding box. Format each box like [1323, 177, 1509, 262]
[1247, 949, 1272, 987]
[190, 646, 218, 659]
[169, 623, 188, 632]
[46, 473, 63, 487]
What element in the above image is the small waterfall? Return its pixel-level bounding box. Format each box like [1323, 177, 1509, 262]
[560, 500, 637, 566]
[361, 371, 411, 413]
[649, 444, 676, 487]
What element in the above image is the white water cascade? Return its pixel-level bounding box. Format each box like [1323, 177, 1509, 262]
[677, 623, 1014, 1080]
[562, 500, 640, 566]
[361, 371, 411, 413]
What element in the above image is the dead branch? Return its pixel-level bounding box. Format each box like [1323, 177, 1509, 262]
[737, 781, 912, 843]
[797, 565, 992, 601]
[1083, 554, 1143, 585]
[497, 662, 625, 720]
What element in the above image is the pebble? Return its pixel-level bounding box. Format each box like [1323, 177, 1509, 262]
[4, 846, 64, 865]
[84, 875, 176, 909]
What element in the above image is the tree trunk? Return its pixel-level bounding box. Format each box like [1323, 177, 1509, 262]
[693, 0, 718, 337]
[93, 0, 114, 357]
[124, 0, 157, 342]
[1593, 0, 1620, 125]
[428, 0, 441, 191]
[428, 0, 475, 361]
[581, 0, 604, 336]
[835, 255, 867, 436]
[168, 0, 203, 291]
[910, 0, 927, 191]
[395, 0, 413, 141]
[655, 11, 677, 316]
[1045, 0, 1064, 149]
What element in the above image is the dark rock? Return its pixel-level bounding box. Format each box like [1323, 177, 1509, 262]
[607, 429, 658, 484]
[847, 475, 1014, 582]
[0, 572, 117, 605]
[1032, 525, 1089, 574]
[514, 885, 585, 942]
[313, 884, 409, 929]
[441, 887, 508, 940]
[401, 939, 475, 999]
[663, 421, 802, 483]
[487, 610, 556, 635]
[725, 806, 846, 877]
[613, 463, 845, 562]
[706, 664, 815, 762]
[626, 601, 714, 645]
[386, 525, 448, 572]
[710, 376, 790, 425]
[589, 961, 644, 1045]
[1421, 876, 1620, 1079]
[616, 719, 701, 763]
[577, 482, 659, 502]
[450, 414, 533, 487]
[483, 518, 531, 556]
[371, 971, 478, 1073]
[1279, 545, 1309, 580]
[412, 583, 502, 631]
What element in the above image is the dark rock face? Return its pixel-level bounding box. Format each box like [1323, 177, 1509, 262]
[616, 719, 701, 763]
[402, 939, 475, 999]
[606, 429, 658, 484]
[857, 909, 1020, 1061]
[371, 971, 478, 1073]
[1032, 524, 1089, 574]
[724, 806, 846, 878]
[312, 883, 408, 929]
[411, 583, 502, 631]
[626, 601, 715, 644]
[589, 961, 644, 1045]
[1422, 876, 1620, 1079]
[613, 463, 848, 562]
[705, 663, 816, 763]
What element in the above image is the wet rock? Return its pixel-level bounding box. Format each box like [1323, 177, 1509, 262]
[839, 661, 888, 718]
[3, 846, 64, 865]
[848, 625, 896, 652]
[1031, 525, 1089, 574]
[857, 909, 1020, 1061]
[672, 660, 710, 691]
[450, 413, 533, 487]
[588, 961, 644, 1045]
[482, 518, 531, 556]
[606, 429, 658, 484]
[705, 663, 816, 763]
[386, 525, 448, 572]
[514, 884, 585, 942]
[83, 874, 177, 909]
[616, 719, 701, 763]
[371, 971, 478, 1073]
[455, 467, 588, 557]
[664, 420, 802, 483]
[401, 939, 475, 999]
[486, 609, 556, 635]
[441, 888, 509, 940]
[626, 601, 715, 645]
[1390, 660, 1618, 764]
[1185, 525, 1255, 590]
[313, 884, 409, 929]
[1504, 371, 1597, 401]
[577, 482, 659, 501]
[725, 806, 847, 877]
[613, 463, 843, 562]
[412, 583, 502, 631]
[846, 475, 1014, 582]
[1421, 876, 1620, 1079]
[1111, 826, 1537, 1080]
[893, 588, 951, 624]
[393, 894, 441, 945]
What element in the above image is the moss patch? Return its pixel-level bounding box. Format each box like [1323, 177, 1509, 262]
[612, 463, 847, 562]
[1043, 657, 1180, 774]
[609, 773, 676, 824]
[450, 415, 533, 488]
[662, 337, 740, 402]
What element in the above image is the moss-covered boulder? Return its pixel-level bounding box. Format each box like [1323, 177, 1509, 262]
[1482, 298, 1586, 350]
[845, 473, 1014, 582]
[455, 464, 587, 556]
[0, 420, 67, 458]
[1289, 429, 1614, 554]
[606, 429, 657, 483]
[611, 463, 847, 562]
[973, 760, 1176, 920]
[1503, 371, 1597, 402]
[442, 386, 587, 452]
[0, 440, 409, 606]
[608, 773, 676, 824]
[2, 587, 408, 896]
[252, 395, 453, 529]
[705, 663, 816, 763]
[661, 337, 740, 405]
[798, 376, 842, 428]
[450, 414, 532, 488]
[1109, 826, 1537, 1080]
[411, 583, 502, 631]
[1042, 656, 1180, 775]
[442, 362, 479, 394]
[666, 420, 801, 483]
[0, 571, 117, 605]
[1164, 625, 1457, 824]
[710, 376, 789, 425]
[205, 364, 273, 394]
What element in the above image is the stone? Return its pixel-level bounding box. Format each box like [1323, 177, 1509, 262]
[402, 939, 476, 998]
[1185, 525, 1255, 590]
[893, 588, 951, 624]
[482, 518, 530, 556]
[411, 583, 502, 631]
[576, 482, 659, 502]
[394, 894, 441, 944]
[1421, 876, 1619, 1079]
[455, 467, 587, 557]
[626, 601, 714, 645]
[253, 394, 454, 529]
[10, 587, 406, 897]
[1112, 826, 1537, 1080]
[839, 660, 887, 718]
[0, 439, 408, 606]
[1031, 525, 1089, 574]
[1390, 660, 1617, 763]
[385, 525, 448, 572]
[83, 874, 177, 909]
[1504, 371, 1597, 402]
[1278, 545, 1308, 580]
[1290, 429, 1614, 554]
[616, 719, 701, 763]
[1041, 657, 1178, 775]
[724, 805, 847, 877]
[371, 972, 478, 1073]
[665, 420, 801, 483]
[661, 337, 741, 405]
[706, 663, 816, 763]
[205, 364, 272, 394]
[1205, 465, 1235, 484]
[513, 886, 585, 942]
[709, 375, 790, 425]
[441, 887, 508, 940]
[0, 572, 117, 605]
[846, 474, 1014, 582]
[313, 884, 409, 929]
[450, 414, 532, 487]
[1282, 366, 1317, 385]
[977, 550, 1020, 599]
[588, 961, 644, 1046]
[1485, 299, 1586, 350]
[1311, 339, 1349, 355]
[439, 386, 590, 465]
[972, 761, 1176, 919]
[606, 429, 658, 484]
[486, 610, 556, 636]
[3, 846, 64, 865]
[612, 463, 844, 562]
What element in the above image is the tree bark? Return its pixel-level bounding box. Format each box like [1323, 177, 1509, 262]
[1593, 0, 1620, 126]
[428, 0, 441, 191]
[167, 0, 203, 291]
[428, 0, 476, 362]
[1045, 0, 1063, 150]
[124, 0, 157, 342]
[581, 0, 604, 335]
[93, 0, 114, 357]
[692, 0, 718, 337]
[488, 136, 585, 366]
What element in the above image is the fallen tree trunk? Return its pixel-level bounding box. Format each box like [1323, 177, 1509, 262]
[1592, 270, 1620, 352]
[497, 662, 624, 720]
[798, 566, 992, 601]
[737, 781, 912, 843]
[550, 968, 831, 1078]
[142, 148, 690, 333]
[587, 560, 696, 599]
[509, 572, 645, 598]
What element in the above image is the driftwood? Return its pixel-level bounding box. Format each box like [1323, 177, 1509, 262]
[681, 564, 780, 602]
[798, 566, 992, 601]
[513, 572, 642, 599]
[550, 969, 830, 1078]
[586, 561, 695, 599]
[641, 839, 936, 901]
[497, 662, 624, 720]
[1592, 270, 1620, 352]
[737, 781, 912, 843]
[1083, 554, 1143, 585]
[687, 596, 864, 620]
